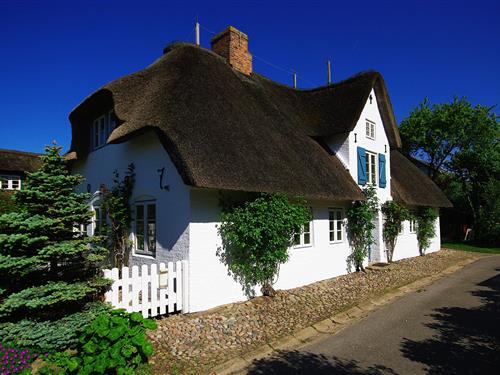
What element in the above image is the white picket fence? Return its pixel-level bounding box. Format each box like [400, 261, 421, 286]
[103, 260, 189, 318]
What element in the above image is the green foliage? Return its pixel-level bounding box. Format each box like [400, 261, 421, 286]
[346, 185, 379, 271]
[100, 164, 135, 268]
[217, 193, 311, 297]
[0, 190, 18, 215]
[45, 309, 157, 374]
[0, 302, 110, 352]
[381, 201, 410, 262]
[415, 207, 438, 255]
[0, 145, 109, 350]
[400, 97, 499, 245]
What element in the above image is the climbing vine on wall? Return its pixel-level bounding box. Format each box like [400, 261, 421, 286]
[101, 163, 135, 268]
[345, 185, 379, 272]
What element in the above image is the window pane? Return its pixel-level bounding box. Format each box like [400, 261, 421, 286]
[329, 230, 334, 242]
[146, 204, 156, 253]
[303, 222, 310, 234]
[11, 179, 20, 190]
[136, 205, 144, 251]
[304, 233, 310, 244]
[108, 111, 116, 133]
[99, 118, 106, 145]
[94, 207, 101, 235]
[337, 230, 342, 241]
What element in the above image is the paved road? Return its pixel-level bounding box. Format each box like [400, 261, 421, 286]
[244, 256, 500, 375]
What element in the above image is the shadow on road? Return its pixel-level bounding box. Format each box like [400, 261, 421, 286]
[246, 350, 397, 375]
[401, 269, 500, 374]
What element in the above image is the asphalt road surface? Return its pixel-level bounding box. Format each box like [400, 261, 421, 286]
[244, 255, 500, 375]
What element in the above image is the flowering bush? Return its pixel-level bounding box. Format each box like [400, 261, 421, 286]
[0, 343, 45, 374]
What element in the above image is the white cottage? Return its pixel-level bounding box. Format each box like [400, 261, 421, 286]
[68, 26, 451, 312]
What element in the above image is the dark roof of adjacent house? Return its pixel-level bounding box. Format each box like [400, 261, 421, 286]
[0, 149, 42, 174]
[391, 150, 452, 208]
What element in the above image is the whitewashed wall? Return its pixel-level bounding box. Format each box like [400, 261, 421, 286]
[392, 216, 441, 262]
[72, 131, 190, 266]
[328, 89, 392, 263]
[188, 190, 355, 312]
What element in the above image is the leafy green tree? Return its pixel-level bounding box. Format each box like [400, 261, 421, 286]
[381, 201, 410, 262]
[346, 185, 379, 271]
[400, 97, 499, 245]
[415, 207, 438, 255]
[217, 193, 311, 297]
[0, 145, 109, 351]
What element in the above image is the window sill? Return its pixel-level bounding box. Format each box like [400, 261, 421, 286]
[292, 244, 313, 249]
[329, 240, 344, 245]
[133, 252, 156, 259]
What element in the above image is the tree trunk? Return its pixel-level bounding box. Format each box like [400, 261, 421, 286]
[261, 283, 276, 297]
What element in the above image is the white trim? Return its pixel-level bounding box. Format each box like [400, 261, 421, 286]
[366, 119, 376, 140]
[133, 200, 157, 257]
[328, 208, 344, 244]
[0, 175, 21, 190]
[365, 150, 378, 186]
[293, 209, 313, 248]
[91, 110, 116, 151]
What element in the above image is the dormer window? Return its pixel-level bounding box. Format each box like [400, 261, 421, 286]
[366, 119, 375, 140]
[92, 110, 116, 150]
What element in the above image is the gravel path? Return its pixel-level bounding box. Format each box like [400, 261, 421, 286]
[149, 249, 482, 374]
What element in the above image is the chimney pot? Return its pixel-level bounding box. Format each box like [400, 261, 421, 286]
[211, 26, 252, 75]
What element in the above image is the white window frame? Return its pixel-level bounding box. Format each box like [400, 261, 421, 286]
[0, 175, 21, 190]
[293, 208, 313, 248]
[365, 151, 378, 185]
[92, 110, 115, 151]
[329, 208, 344, 243]
[409, 219, 417, 233]
[366, 119, 376, 140]
[133, 200, 157, 256]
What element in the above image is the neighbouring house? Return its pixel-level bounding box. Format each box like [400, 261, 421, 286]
[68, 26, 451, 312]
[0, 149, 41, 191]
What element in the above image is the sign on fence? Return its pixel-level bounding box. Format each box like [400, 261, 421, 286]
[103, 260, 189, 318]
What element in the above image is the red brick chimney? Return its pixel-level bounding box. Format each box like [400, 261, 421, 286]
[211, 26, 252, 75]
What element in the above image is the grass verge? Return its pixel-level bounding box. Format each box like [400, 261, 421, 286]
[442, 242, 500, 254]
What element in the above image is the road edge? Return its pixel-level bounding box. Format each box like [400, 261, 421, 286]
[211, 255, 481, 375]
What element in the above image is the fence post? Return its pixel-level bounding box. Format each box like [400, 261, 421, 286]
[181, 260, 189, 313]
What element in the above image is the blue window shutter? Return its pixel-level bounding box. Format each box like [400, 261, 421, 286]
[379, 153, 387, 188]
[357, 147, 367, 185]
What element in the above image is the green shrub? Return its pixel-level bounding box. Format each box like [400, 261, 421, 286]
[381, 201, 410, 262]
[0, 190, 18, 215]
[46, 309, 157, 374]
[217, 193, 311, 297]
[0, 302, 110, 353]
[415, 206, 438, 255]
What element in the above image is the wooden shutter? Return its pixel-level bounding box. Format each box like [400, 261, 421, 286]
[357, 147, 367, 185]
[379, 153, 386, 188]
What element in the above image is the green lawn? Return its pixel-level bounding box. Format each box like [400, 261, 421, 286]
[442, 242, 500, 254]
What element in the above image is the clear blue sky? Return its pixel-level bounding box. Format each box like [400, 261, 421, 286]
[1, 0, 499, 153]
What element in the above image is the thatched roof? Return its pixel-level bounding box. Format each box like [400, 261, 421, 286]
[70, 43, 381, 201]
[391, 150, 452, 207]
[0, 149, 42, 174]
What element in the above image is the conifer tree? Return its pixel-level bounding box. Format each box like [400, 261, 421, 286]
[0, 145, 109, 350]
